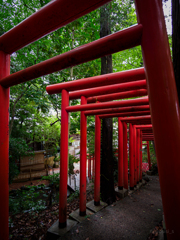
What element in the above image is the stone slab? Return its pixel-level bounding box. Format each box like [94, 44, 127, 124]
[69, 208, 94, 223]
[115, 187, 128, 198]
[86, 200, 108, 213]
[47, 219, 77, 240]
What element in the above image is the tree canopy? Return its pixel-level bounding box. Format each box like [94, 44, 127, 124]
[0, 0, 173, 184]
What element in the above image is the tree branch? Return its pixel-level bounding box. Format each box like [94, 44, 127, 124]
[50, 118, 61, 126]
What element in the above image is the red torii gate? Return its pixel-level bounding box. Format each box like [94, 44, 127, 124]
[69, 80, 150, 199]
[0, 0, 179, 239]
[47, 71, 150, 221]
[118, 116, 152, 189]
[135, 125, 153, 171]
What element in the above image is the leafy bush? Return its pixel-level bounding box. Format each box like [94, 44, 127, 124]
[9, 185, 46, 215]
[42, 173, 60, 188]
[67, 190, 79, 203]
[68, 154, 79, 174]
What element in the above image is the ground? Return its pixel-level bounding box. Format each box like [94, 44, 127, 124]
[9, 176, 162, 240]
[9, 179, 94, 240]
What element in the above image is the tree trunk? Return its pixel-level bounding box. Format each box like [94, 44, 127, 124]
[172, 0, 180, 103]
[100, 3, 116, 204]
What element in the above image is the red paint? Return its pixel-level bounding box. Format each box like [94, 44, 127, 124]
[87, 89, 147, 103]
[88, 155, 91, 180]
[59, 90, 69, 228]
[118, 119, 124, 189]
[47, 67, 145, 94]
[133, 125, 137, 186]
[92, 155, 95, 180]
[135, 124, 152, 130]
[123, 122, 128, 189]
[139, 131, 142, 182]
[79, 96, 87, 216]
[129, 123, 134, 189]
[99, 110, 150, 119]
[85, 105, 150, 116]
[66, 97, 149, 112]
[0, 0, 112, 54]
[147, 141, 151, 171]
[69, 80, 147, 100]
[1, 25, 143, 88]
[94, 116, 101, 205]
[0, 51, 10, 240]
[120, 115, 151, 122]
[135, 0, 180, 237]
[136, 129, 141, 182]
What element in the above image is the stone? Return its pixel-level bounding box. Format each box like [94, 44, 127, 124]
[47, 219, 77, 240]
[86, 200, 108, 213]
[115, 187, 128, 198]
[69, 208, 94, 223]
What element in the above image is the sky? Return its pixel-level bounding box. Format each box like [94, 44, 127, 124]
[163, 0, 172, 34]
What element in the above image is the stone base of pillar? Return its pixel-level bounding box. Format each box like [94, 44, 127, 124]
[115, 187, 128, 198]
[47, 219, 77, 240]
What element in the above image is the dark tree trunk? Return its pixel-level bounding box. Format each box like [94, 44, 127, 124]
[172, 0, 180, 104]
[100, 3, 116, 205]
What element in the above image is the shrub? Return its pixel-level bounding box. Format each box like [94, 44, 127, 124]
[68, 154, 79, 174]
[9, 185, 46, 215]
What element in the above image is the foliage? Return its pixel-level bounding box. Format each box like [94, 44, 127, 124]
[67, 190, 80, 203]
[0, 0, 143, 139]
[142, 141, 157, 165]
[142, 141, 158, 175]
[87, 126, 95, 156]
[68, 154, 79, 174]
[42, 173, 60, 188]
[9, 138, 32, 183]
[9, 185, 46, 215]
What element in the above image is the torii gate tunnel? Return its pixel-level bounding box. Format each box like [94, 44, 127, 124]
[0, 0, 180, 239]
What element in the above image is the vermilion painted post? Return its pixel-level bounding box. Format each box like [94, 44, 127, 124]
[118, 118, 124, 189]
[59, 89, 69, 228]
[88, 155, 91, 180]
[90, 155, 92, 180]
[0, 51, 10, 240]
[133, 125, 137, 187]
[139, 131, 142, 182]
[91, 155, 94, 179]
[123, 122, 128, 189]
[80, 96, 87, 216]
[129, 123, 134, 190]
[147, 141, 151, 171]
[135, 1, 180, 238]
[93, 154, 95, 179]
[94, 115, 101, 205]
[136, 129, 140, 183]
